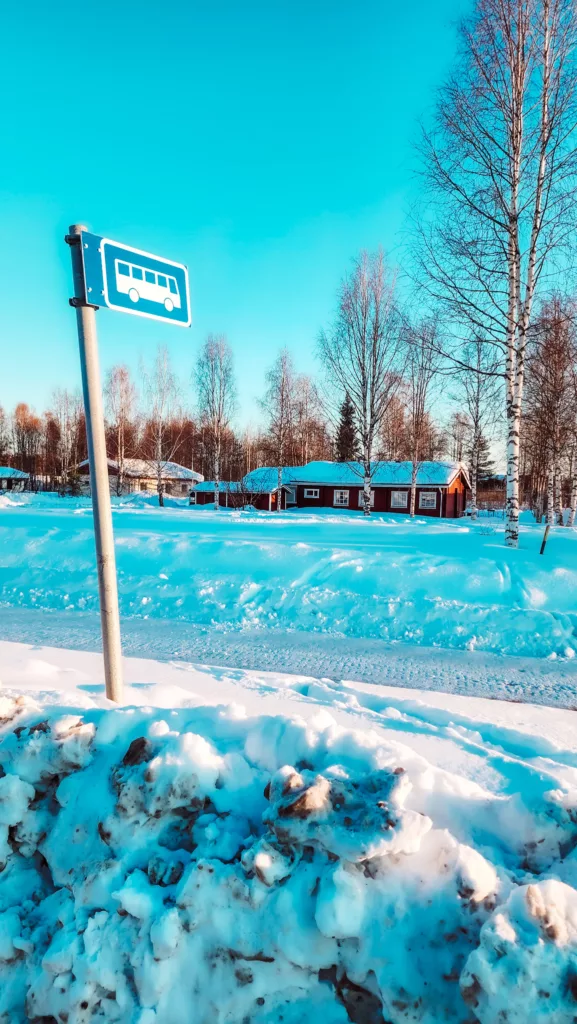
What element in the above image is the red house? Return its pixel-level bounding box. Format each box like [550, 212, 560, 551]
[289, 461, 470, 517]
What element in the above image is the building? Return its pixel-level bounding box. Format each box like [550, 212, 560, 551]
[189, 462, 470, 517]
[0, 468, 29, 492]
[289, 461, 470, 517]
[78, 459, 203, 497]
[191, 470, 295, 511]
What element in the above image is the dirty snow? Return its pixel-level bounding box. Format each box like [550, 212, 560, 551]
[1, 647, 577, 1022]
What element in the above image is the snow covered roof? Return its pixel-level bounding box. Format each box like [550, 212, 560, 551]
[0, 467, 29, 479]
[194, 481, 243, 493]
[291, 461, 470, 488]
[242, 467, 304, 493]
[78, 459, 204, 482]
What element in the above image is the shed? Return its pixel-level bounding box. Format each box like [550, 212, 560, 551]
[0, 467, 29, 492]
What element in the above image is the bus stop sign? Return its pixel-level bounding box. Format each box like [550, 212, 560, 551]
[80, 232, 191, 327]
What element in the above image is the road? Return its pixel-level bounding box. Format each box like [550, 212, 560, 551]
[1, 606, 576, 708]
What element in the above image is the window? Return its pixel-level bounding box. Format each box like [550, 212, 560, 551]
[419, 491, 437, 510]
[157, 274, 167, 288]
[333, 489, 349, 507]
[145, 271, 156, 284]
[304, 487, 319, 499]
[358, 490, 375, 508]
[118, 262, 130, 277]
[285, 487, 296, 505]
[132, 266, 143, 280]
[391, 490, 408, 508]
[169, 278, 178, 294]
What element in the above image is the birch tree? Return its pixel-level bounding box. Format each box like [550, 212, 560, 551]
[416, 0, 577, 547]
[260, 349, 296, 509]
[105, 366, 137, 497]
[319, 250, 404, 515]
[404, 319, 442, 517]
[452, 339, 501, 518]
[141, 346, 181, 507]
[195, 334, 236, 509]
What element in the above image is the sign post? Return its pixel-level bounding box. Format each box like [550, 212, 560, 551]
[66, 224, 124, 702]
[66, 225, 191, 702]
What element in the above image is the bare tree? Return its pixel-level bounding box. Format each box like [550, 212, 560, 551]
[523, 296, 577, 523]
[105, 366, 137, 497]
[416, 0, 577, 546]
[404, 319, 443, 517]
[51, 389, 85, 494]
[452, 339, 501, 518]
[0, 407, 10, 465]
[260, 349, 296, 510]
[195, 334, 236, 509]
[319, 250, 404, 514]
[140, 346, 182, 507]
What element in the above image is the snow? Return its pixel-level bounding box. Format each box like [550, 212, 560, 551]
[77, 458, 204, 481]
[0, 645, 577, 1022]
[0, 467, 28, 480]
[291, 460, 468, 487]
[242, 466, 305, 492]
[2, 494, 577, 1020]
[1, 496, 576, 661]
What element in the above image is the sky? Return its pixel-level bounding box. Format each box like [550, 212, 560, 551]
[0, 0, 471, 427]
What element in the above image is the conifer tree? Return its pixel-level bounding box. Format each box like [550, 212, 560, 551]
[335, 394, 358, 462]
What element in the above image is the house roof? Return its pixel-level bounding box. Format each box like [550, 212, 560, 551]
[290, 461, 470, 488]
[194, 481, 243, 493]
[78, 459, 204, 482]
[242, 467, 305, 493]
[0, 467, 29, 479]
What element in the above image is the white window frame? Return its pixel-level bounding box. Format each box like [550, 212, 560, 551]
[390, 490, 408, 509]
[304, 487, 320, 499]
[285, 486, 297, 504]
[419, 491, 437, 510]
[358, 490, 375, 507]
[333, 489, 349, 507]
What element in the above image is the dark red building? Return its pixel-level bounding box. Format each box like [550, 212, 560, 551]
[288, 461, 470, 517]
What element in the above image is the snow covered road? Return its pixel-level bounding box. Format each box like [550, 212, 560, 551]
[2, 606, 577, 708]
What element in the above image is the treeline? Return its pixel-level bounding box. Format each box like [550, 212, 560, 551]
[0, 333, 494, 502]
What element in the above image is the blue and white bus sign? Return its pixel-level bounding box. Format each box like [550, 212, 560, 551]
[80, 232, 191, 327]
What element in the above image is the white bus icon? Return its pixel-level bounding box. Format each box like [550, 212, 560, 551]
[114, 259, 181, 312]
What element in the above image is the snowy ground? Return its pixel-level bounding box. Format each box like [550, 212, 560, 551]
[2, 645, 577, 1022]
[2, 494, 577, 1021]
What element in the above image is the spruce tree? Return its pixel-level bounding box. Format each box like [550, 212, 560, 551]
[470, 433, 495, 478]
[335, 394, 358, 462]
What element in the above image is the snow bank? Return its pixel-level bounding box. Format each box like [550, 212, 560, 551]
[1, 499, 577, 658]
[2, 681, 577, 1023]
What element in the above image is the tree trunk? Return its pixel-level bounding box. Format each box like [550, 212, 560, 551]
[156, 432, 164, 508]
[546, 467, 554, 526]
[470, 438, 478, 522]
[567, 477, 577, 527]
[554, 461, 563, 525]
[363, 465, 371, 516]
[117, 423, 124, 498]
[214, 442, 220, 511]
[505, 401, 521, 547]
[410, 461, 417, 518]
[277, 463, 282, 513]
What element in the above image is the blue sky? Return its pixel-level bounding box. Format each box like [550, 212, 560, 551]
[0, 0, 470, 426]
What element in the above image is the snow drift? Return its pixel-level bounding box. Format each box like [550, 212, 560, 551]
[1, 500, 577, 659]
[2, 687, 577, 1023]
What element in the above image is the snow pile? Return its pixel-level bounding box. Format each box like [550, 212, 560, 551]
[1, 685, 577, 1022]
[2, 498, 577, 658]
